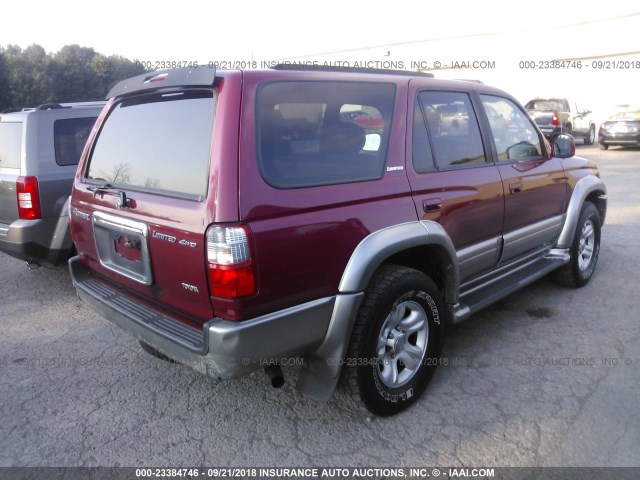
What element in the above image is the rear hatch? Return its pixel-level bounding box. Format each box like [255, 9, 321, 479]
[0, 117, 22, 225]
[71, 69, 233, 326]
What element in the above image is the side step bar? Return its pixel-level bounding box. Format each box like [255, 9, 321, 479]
[451, 252, 569, 324]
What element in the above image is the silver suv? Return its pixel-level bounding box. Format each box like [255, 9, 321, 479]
[0, 102, 104, 267]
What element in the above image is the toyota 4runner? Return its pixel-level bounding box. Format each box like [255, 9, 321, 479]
[68, 66, 607, 416]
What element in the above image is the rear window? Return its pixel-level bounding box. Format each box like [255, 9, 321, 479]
[257, 81, 395, 188]
[0, 121, 23, 169]
[54, 117, 97, 166]
[86, 90, 214, 200]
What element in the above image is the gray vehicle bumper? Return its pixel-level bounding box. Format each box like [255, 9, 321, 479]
[0, 217, 71, 266]
[69, 256, 334, 379]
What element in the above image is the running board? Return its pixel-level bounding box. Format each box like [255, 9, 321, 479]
[451, 252, 569, 324]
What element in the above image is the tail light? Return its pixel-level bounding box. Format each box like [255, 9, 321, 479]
[16, 176, 42, 219]
[551, 112, 559, 126]
[206, 224, 256, 298]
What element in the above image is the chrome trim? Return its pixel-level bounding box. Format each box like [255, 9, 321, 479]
[93, 211, 148, 237]
[92, 211, 153, 285]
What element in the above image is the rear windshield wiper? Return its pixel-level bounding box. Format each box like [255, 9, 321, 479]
[86, 184, 131, 209]
[87, 183, 118, 197]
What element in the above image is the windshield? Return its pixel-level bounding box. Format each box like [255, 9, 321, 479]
[525, 99, 564, 111]
[86, 90, 215, 200]
[610, 110, 640, 121]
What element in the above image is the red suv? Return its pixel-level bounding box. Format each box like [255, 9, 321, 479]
[69, 66, 607, 416]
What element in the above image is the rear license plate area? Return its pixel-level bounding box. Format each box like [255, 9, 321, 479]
[92, 211, 153, 285]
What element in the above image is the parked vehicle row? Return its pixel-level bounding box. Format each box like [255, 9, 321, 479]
[0, 102, 105, 267]
[1, 67, 608, 416]
[524, 97, 596, 145]
[598, 108, 640, 150]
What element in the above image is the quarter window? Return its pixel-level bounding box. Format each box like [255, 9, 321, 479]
[258, 81, 395, 188]
[54, 117, 97, 166]
[417, 91, 486, 168]
[0, 122, 22, 169]
[480, 95, 542, 161]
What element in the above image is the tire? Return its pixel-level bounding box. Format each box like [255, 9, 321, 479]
[599, 143, 608, 150]
[139, 341, 176, 363]
[551, 202, 601, 287]
[343, 265, 446, 416]
[585, 125, 595, 145]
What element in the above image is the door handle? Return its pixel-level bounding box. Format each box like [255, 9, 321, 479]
[509, 182, 523, 194]
[422, 198, 443, 213]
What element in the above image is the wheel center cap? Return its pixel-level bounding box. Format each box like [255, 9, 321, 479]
[388, 329, 407, 354]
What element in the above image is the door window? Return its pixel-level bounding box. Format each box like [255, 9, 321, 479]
[416, 91, 487, 169]
[481, 95, 542, 161]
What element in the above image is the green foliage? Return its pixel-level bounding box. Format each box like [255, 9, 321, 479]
[0, 44, 148, 110]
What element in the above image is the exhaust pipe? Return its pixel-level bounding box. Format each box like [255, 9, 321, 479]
[264, 364, 285, 388]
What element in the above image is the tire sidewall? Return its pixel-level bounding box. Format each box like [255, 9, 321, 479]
[357, 273, 445, 416]
[571, 203, 601, 286]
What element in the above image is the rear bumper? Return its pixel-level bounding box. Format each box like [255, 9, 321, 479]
[0, 217, 71, 266]
[538, 126, 562, 138]
[598, 131, 640, 147]
[69, 256, 334, 379]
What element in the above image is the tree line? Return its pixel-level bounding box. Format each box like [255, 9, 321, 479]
[0, 44, 148, 111]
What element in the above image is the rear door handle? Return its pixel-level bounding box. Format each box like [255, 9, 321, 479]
[509, 182, 523, 194]
[422, 198, 443, 213]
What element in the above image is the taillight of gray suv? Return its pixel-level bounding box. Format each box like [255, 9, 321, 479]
[69, 67, 606, 416]
[0, 102, 104, 267]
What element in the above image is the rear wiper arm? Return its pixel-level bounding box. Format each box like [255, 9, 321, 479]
[86, 184, 131, 209]
[87, 184, 118, 197]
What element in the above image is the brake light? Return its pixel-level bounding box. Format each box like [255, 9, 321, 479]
[551, 112, 559, 126]
[206, 225, 256, 298]
[16, 176, 42, 219]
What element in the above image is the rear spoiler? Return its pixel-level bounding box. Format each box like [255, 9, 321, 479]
[106, 67, 217, 99]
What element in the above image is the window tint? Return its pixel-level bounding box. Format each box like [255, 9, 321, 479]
[258, 81, 395, 188]
[87, 90, 214, 200]
[417, 91, 486, 168]
[0, 122, 23, 169]
[480, 95, 542, 161]
[54, 117, 97, 166]
[412, 100, 435, 173]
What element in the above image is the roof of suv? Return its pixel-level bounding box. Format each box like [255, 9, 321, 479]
[105, 65, 512, 101]
[0, 101, 106, 119]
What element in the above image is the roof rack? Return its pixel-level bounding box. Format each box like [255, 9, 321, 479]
[271, 64, 434, 78]
[37, 103, 68, 110]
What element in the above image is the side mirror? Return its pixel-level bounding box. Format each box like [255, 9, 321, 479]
[553, 134, 575, 158]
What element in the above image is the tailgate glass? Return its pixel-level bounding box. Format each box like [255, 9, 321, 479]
[86, 90, 214, 201]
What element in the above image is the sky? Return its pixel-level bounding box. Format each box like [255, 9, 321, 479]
[2, 0, 639, 120]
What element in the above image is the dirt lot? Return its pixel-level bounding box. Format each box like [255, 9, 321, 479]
[0, 144, 638, 468]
